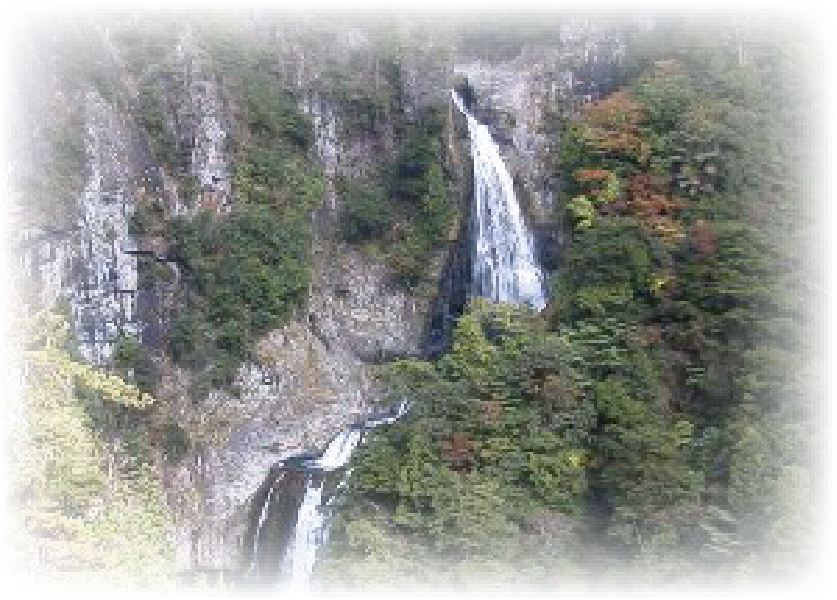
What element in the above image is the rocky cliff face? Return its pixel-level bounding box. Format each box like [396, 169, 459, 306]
[13, 14, 625, 573]
[152, 85, 445, 571]
[302, 90, 435, 363]
[15, 19, 454, 572]
[138, 26, 454, 569]
[19, 90, 147, 366]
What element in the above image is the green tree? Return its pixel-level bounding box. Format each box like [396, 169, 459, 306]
[11, 313, 174, 586]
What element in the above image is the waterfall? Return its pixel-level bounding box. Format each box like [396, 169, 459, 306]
[282, 476, 326, 589]
[280, 428, 362, 589]
[256, 401, 410, 589]
[450, 90, 547, 311]
[313, 429, 363, 471]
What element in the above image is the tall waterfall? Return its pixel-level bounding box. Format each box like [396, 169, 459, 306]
[451, 90, 547, 311]
[252, 402, 409, 589]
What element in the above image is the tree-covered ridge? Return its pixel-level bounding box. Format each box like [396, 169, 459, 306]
[319, 22, 817, 587]
[319, 300, 590, 587]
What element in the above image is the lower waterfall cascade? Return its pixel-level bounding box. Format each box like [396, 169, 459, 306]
[249, 402, 409, 589]
[282, 477, 326, 589]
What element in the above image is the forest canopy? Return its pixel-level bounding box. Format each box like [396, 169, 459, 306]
[318, 19, 820, 588]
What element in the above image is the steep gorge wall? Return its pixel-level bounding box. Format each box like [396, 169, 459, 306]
[12, 14, 626, 573]
[139, 25, 451, 570]
[14, 18, 458, 572]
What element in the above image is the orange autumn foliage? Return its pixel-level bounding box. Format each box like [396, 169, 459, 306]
[693, 219, 716, 258]
[581, 91, 646, 157]
[625, 174, 688, 243]
[574, 168, 612, 182]
[439, 431, 474, 471]
[575, 87, 689, 243]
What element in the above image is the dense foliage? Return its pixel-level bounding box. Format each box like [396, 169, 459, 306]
[318, 21, 817, 588]
[124, 32, 323, 392]
[385, 107, 456, 289]
[340, 179, 395, 244]
[339, 102, 456, 290]
[167, 205, 312, 387]
[11, 313, 174, 586]
[319, 301, 592, 587]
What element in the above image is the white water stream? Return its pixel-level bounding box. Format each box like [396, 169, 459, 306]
[280, 428, 362, 589]
[451, 90, 547, 310]
[251, 402, 409, 589]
